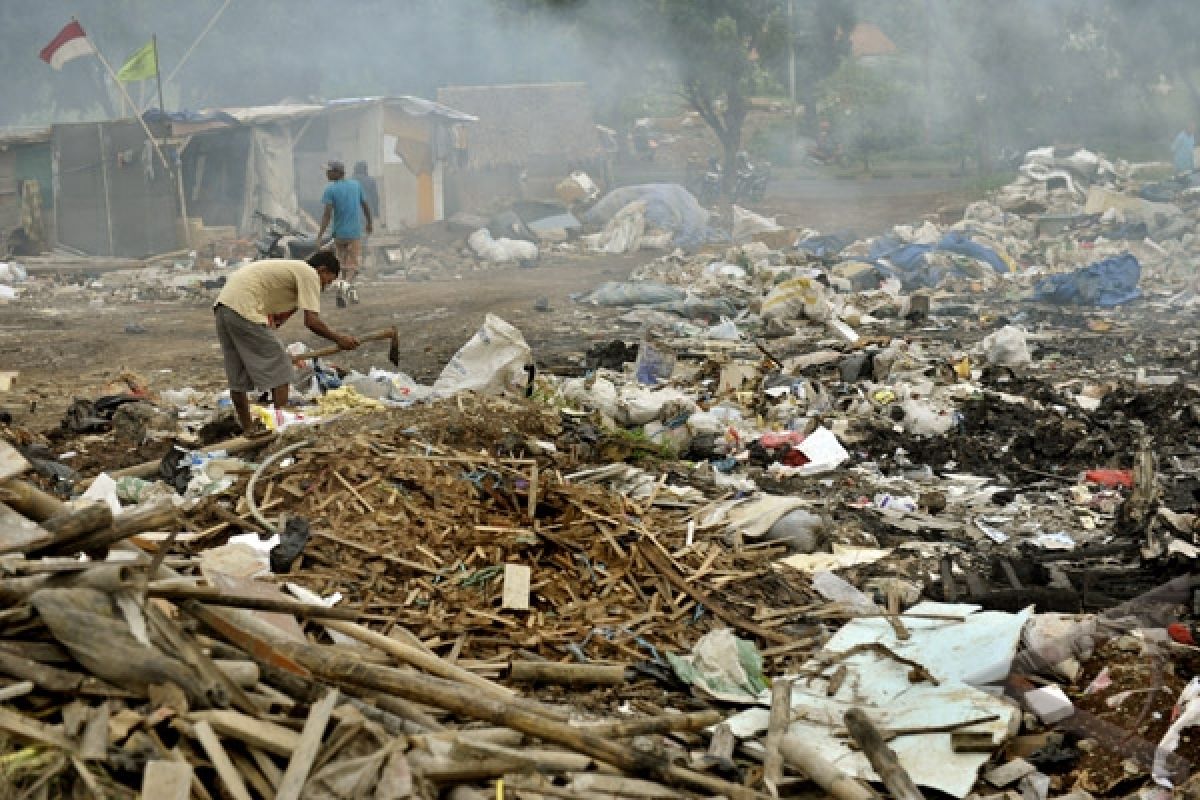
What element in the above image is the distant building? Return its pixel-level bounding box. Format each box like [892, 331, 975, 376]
[849, 22, 898, 61]
[0, 96, 475, 257]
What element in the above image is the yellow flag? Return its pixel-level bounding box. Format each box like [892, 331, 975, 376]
[117, 39, 156, 82]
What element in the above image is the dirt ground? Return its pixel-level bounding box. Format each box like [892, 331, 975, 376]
[0, 184, 976, 433]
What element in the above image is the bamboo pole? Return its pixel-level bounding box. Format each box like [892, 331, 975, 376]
[508, 661, 628, 687]
[780, 734, 878, 800]
[282, 643, 770, 800]
[844, 709, 925, 800]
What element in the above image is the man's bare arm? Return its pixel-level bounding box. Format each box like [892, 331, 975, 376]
[304, 310, 358, 349]
[316, 205, 332, 244]
[361, 199, 373, 234]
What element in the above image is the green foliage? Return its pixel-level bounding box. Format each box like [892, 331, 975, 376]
[818, 60, 918, 169]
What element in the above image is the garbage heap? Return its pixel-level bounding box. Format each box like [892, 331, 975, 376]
[2, 145, 1200, 798]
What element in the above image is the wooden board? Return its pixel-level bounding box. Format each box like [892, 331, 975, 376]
[501, 564, 531, 611]
[141, 761, 193, 800]
[187, 710, 301, 757]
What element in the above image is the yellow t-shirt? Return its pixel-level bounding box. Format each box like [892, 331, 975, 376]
[215, 260, 321, 325]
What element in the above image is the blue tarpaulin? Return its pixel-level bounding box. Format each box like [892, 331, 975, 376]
[867, 233, 1013, 289]
[1031, 253, 1141, 307]
[936, 231, 1012, 274]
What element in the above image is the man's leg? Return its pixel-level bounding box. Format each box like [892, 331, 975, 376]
[230, 390, 253, 432]
[271, 383, 290, 410]
[337, 238, 362, 288]
[216, 307, 258, 433]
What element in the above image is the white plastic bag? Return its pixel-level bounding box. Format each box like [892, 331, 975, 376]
[761, 275, 832, 322]
[731, 205, 782, 242]
[432, 314, 533, 397]
[980, 325, 1032, 367]
[467, 228, 539, 263]
[615, 387, 696, 426]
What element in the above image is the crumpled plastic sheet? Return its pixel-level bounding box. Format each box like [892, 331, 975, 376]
[1031, 252, 1141, 307]
[583, 183, 728, 248]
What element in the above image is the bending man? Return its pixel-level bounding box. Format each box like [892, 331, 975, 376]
[213, 251, 359, 435]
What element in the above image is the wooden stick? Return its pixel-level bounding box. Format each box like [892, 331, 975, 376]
[333, 470, 375, 514]
[0, 680, 34, 703]
[573, 709, 723, 738]
[41, 503, 113, 541]
[276, 688, 339, 800]
[780, 734, 878, 800]
[283, 642, 770, 800]
[844, 709, 925, 800]
[764, 678, 793, 796]
[313, 530, 438, 574]
[509, 661, 629, 687]
[0, 647, 84, 692]
[146, 583, 360, 619]
[0, 705, 76, 751]
[323, 619, 516, 699]
[0, 478, 64, 521]
[191, 719, 253, 800]
[29, 501, 179, 557]
[81, 435, 270, 486]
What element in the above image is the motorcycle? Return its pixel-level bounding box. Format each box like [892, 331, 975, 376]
[631, 120, 658, 163]
[253, 211, 319, 261]
[689, 154, 770, 205]
[686, 155, 723, 206]
[734, 158, 771, 203]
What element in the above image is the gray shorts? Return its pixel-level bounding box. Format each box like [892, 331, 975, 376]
[214, 304, 293, 392]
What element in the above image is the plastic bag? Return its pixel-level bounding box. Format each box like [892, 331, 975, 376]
[980, 325, 1032, 367]
[615, 387, 695, 426]
[432, 314, 533, 397]
[761, 275, 832, 322]
[582, 200, 645, 254]
[467, 228, 539, 263]
[634, 339, 675, 385]
[731, 205, 782, 242]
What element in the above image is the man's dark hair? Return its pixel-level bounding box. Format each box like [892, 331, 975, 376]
[308, 250, 341, 276]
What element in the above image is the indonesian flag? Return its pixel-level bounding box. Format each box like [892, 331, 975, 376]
[39, 20, 95, 70]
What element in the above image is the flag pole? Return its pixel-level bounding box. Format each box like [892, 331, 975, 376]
[165, 0, 232, 85]
[87, 31, 171, 172]
[153, 34, 165, 113]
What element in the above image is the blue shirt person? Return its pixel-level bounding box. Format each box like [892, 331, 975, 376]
[1173, 124, 1196, 175]
[315, 160, 373, 288]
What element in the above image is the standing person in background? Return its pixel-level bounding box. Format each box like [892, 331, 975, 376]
[352, 161, 379, 222]
[352, 161, 379, 276]
[315, 160, 372, 305]
[1172, 123, 1196, 176]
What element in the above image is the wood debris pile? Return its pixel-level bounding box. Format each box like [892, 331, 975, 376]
[0, 403, 833, 799]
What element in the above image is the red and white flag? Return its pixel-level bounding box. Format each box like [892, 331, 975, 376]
[39, 20, 95, 70]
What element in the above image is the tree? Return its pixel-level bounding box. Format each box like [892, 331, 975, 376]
[658, 0, 789, 194]
[818, 60, 914, 171]
[789, 0, 855, 130]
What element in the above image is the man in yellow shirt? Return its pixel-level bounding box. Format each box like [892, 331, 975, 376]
[214, 251, 359, 435]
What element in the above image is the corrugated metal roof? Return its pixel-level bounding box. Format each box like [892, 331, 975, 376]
[225, 97, 476, 126]
[0, 127, 52, 147]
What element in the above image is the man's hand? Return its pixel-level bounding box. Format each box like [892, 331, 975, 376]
[335, 334, 360, 350]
